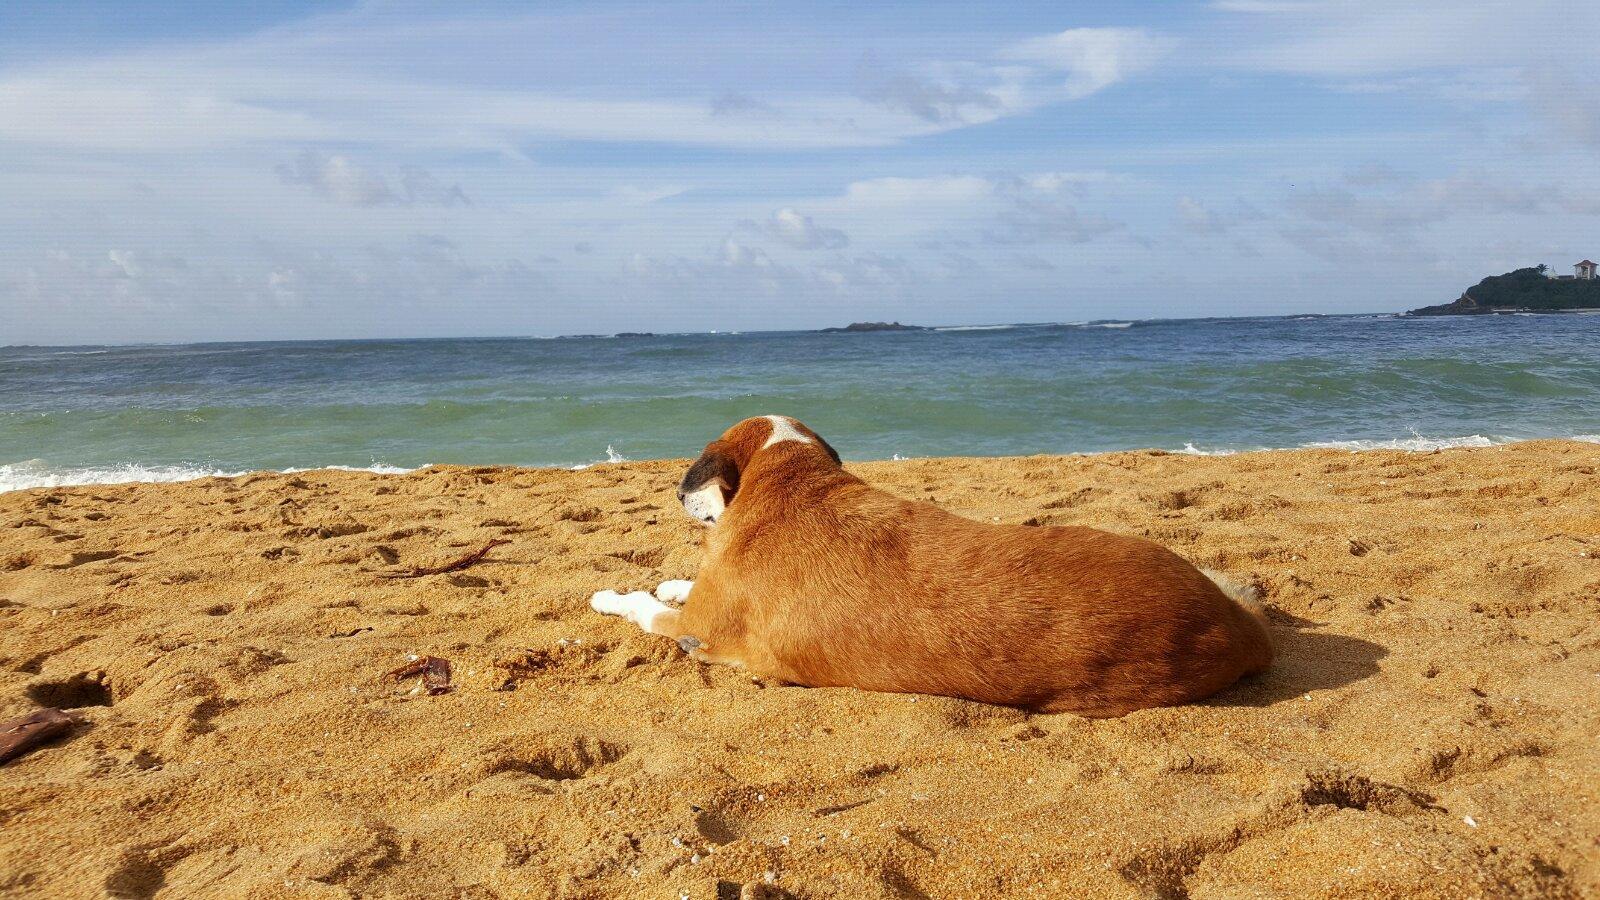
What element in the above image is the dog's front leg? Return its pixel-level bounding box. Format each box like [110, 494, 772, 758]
[590, 590, 681, 636]
[591, 586, 722, 660]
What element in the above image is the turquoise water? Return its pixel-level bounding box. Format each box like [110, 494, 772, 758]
[3, 314, 1599, 490]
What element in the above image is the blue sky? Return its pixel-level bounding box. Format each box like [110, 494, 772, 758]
[1, 1, 1597, 344]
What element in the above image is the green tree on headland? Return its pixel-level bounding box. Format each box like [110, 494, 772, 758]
[1408, 265, 1600, 315]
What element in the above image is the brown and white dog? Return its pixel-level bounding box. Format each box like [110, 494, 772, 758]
[590, 415, 1273, 717]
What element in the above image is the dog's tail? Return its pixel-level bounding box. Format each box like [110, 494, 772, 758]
[1202, 569, 1274, 670]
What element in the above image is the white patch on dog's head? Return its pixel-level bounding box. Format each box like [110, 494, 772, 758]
[761, 414, 814, 450]
[680, 481, 726, 526]
[676, 415, 838, 527]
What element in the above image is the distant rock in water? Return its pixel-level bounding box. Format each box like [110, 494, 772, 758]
[614, 332, 656, 338]
[820, 321, 928, 333]
[1407, 265, 1600, 316]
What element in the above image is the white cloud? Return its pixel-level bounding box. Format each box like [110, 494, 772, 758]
[0, 18, 1174, 157]
[1330, 69, 1526, 104]
[1002, 28, 1176, 100]
[985, 175, 1125, 245]
[276, 150, 469, 207]
[1268, 165, 1600, 279]
[709, 92, 779, 118]
[1213, 1, 1586, 77]
[853, 58, 1004, 124]
[277, 151, 393, 206]
[1209, 1, 1327, 11]
[817, 252, 917, 290]
[804, 171, 1127, 249]
[1286, 172, 1559, 235]
[984, 202, 1121, 246]
[621, 238, 917, 313]
[397, 166, 472, 207]
[609, 184, 688, 206]
[1279, 225, 1434, 268]
[831, 175, 996, 213]
[1176, 196, 1226, 234]
[106, 249, 142, 279]
[848, 27, 1173, 129]
[0, 62, 874, 153]
[745, 208, 849, 250]
[0, 76, 329, 151]
[3, 238, 548, 343]
[1527, 66, 1600, 150]
[1196, 0, 1600, 177]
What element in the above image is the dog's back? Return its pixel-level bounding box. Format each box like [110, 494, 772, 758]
[715, 473, 1273, 717]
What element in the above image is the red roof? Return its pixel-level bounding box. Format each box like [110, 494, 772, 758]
[1579, 260, 1598, 267]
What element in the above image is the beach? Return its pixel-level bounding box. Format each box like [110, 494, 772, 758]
[2, 441, 1597, 898]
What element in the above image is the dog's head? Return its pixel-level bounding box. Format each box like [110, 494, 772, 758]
[677, 415, 841, 525]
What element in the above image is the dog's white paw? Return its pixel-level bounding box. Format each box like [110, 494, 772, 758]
[590, 589, 628, 616]
[591, 589, 672, 632]
[655, 579, 694, 604]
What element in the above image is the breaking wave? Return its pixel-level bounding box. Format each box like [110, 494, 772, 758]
[0, 460, 416, 494]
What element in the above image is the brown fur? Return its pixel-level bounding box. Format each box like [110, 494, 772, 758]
[647, 417, 1273, 718]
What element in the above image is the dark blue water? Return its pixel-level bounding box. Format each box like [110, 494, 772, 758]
[3, 314, 1598, 490]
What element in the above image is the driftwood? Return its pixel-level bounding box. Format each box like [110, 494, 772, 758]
[386, 656, 453, 695]
[380, 539, 510, 579]
[0, 708, 73, 765]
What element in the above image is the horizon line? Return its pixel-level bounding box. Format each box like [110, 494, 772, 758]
[1, 309, 1402, 351]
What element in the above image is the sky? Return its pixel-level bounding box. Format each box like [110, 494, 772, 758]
[1, 0, 1598, 345]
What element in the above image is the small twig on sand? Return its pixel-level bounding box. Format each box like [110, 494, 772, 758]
[0, 708, 73, 765]
[386, 655, 453, 695]
[380, 539, 510, 579]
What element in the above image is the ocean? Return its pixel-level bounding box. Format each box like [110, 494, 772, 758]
[3, 314, 1598, 492]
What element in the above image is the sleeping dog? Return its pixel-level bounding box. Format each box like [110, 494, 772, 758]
[591, 415, 1273, 717]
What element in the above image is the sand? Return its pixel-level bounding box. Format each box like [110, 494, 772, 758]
[2, 441, 1597, 899]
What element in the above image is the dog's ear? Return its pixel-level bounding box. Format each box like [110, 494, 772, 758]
[816, 435, 842, 465]
[790, 420, 841, 465]
[679, 440, 742, 502]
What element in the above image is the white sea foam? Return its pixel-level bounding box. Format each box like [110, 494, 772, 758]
[0, 459, 418, 493]
[1171, 431, 1559, 455]
[283, 463, 416, 476]
[1174, 443, 1243, 456]
[0, 461, 242, 492]
[1301, 433, 1500, 452]
[1083, 321, 1133, 329]
[934, 324, 1022, 332]
[5, 432, 1588, 493]
[569, 445, 629, 470]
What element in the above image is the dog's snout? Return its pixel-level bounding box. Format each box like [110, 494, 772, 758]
[678, 480, 726, 527]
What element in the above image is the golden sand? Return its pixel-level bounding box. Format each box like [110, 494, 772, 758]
[2, 442, 1597, 898]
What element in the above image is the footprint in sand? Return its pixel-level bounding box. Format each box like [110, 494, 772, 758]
[25, 670, 114, 708]
[46, 549, 119, 569]
[475, 735, 628, 782]
[103, 847, 175, 900]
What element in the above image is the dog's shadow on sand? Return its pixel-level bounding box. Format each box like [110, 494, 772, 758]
[1209, 610, 1387, 709]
